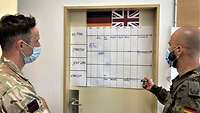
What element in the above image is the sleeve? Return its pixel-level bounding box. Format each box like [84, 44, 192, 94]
[150, 85, 171, 105]
[1, 84, 50, 113]
[172, 79, 200, 113]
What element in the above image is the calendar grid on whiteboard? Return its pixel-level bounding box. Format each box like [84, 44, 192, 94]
[70, 26, 153, 88]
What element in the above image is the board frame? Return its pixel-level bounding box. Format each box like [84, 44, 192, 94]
[64, 4, 160, 113]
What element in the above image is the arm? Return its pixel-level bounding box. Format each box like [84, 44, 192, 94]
[143, 77, 171, 105]
[1, 84, 50, 113]
[150, 85, 171, 105]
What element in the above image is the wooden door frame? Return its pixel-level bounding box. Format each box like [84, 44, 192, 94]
[64, 4, 160, 113]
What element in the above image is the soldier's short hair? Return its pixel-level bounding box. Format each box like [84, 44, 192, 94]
[175, 27, 200, 56]
[0, 14, 36, 51]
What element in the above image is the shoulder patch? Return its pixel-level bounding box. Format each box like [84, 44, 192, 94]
[188, 80, 200, 97]
[27, 99, 39, 113]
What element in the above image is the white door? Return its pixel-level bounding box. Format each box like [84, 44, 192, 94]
[65, 6, 159, 113]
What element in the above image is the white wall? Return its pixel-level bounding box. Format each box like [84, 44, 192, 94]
[18, 0, 174, 113]
[18, 0, 64, 113]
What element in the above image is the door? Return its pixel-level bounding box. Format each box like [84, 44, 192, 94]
[64, 5, 160, 113]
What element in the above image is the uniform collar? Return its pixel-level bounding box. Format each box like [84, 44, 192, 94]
[172, 66, 200, 83]
[170, 66, 200, 94]
[1, 57, 29, 81]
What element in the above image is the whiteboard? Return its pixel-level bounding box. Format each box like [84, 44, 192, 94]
[70, 26, 153, 88]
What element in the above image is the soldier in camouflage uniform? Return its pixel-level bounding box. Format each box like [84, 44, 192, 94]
[143, 27, 200, 113]
[0, 14, 50, 113]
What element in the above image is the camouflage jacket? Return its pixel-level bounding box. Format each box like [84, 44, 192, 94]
[150, 67, 200, 113]
[0, 58, 49, 113]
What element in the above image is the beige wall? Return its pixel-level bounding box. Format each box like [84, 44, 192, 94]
[177, 0, 200, 26]
[0, 0, 17, 56]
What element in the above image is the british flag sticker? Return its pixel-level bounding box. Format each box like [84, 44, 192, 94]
[112, 9, 140, 28]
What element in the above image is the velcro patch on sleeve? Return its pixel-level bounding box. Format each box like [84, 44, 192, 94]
[27, 99, 39, 113]
[188, 80, 200, 97]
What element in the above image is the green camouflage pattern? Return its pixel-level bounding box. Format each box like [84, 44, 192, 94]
[151, 68, 200, 113]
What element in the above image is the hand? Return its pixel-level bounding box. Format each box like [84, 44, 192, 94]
[142, 77, 155, 90]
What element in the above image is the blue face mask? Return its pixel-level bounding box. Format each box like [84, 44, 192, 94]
[165, 48, 177, 68]
[22, 42, 41, 64]
[24, 47, 41, 64]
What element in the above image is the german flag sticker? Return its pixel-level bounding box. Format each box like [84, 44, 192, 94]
[183, 107, 196, 113]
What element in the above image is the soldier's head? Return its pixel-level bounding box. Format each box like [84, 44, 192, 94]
[0, 14, 41, 68]
[166, 27, 200, 71]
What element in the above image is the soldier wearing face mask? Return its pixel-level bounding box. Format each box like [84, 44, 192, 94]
[143, 27, 200, 113]
[0, 14, 50, 113]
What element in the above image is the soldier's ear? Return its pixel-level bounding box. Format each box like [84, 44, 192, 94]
[16, 39, 24, 50]
[175, 45, 183, 57]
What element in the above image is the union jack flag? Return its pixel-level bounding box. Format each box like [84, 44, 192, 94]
[112, 9, 140, 28]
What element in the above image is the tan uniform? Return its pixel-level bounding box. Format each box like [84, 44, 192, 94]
[150, 67, 200, 113]
[0, 58, 49, 113]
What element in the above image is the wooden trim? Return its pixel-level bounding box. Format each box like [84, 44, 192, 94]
[64, 4, 160, 10]
[64, 4, 160, 113]
[152, 5, 160, 113]
[177, 0, 200, 26]
[64, 8, 70, 113]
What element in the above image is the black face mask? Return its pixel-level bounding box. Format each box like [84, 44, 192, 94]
[165, 49, 177, 68]
[169, 51, 177, 68]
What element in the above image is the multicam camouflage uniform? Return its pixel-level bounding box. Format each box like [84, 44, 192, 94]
[150, 67, 200, 113]
[0, 58, 49, 113]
